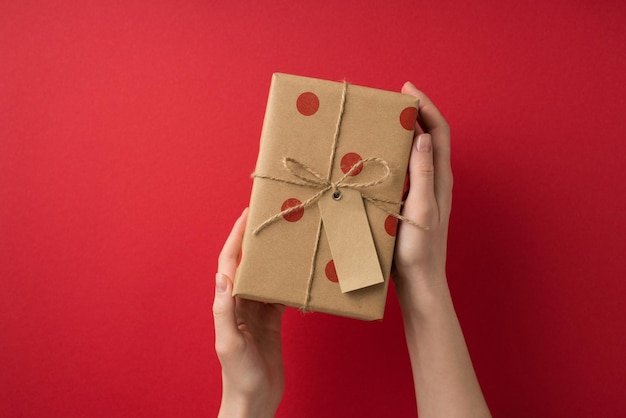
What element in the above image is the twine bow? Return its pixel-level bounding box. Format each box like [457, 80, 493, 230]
[252, 156, 428, 235]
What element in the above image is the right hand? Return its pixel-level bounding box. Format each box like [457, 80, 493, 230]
[392, 82, 453, 303]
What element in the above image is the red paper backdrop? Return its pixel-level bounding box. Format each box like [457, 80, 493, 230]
[2, 1, 625, 416]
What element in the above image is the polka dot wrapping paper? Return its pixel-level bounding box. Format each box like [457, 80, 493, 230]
[233, 73, 418, 320]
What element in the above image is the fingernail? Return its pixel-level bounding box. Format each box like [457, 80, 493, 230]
[215, 273, 228, 293]
[417, 134, 432, 152]
[405, 81, 417, 91]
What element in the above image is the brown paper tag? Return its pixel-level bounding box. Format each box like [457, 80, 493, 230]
[318, 188, 385, 293]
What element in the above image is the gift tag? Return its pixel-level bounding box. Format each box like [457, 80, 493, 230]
[318, 188, 385, 293]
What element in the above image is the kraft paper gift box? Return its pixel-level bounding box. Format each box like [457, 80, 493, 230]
[233, 73, 420, 320]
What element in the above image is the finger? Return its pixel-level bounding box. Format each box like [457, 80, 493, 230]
[402, 82, 453, 214]
[402, 82, 450, 137]
[218, 208, 249, 279]
[212, 273, 241, 356]
[273, 303, 287, 314]
[401, 82, 424, 135]
[214, 209, 249, 357]
[403, 134, 438, 226]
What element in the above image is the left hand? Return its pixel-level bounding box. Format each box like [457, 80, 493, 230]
[213, 208, 286, 418]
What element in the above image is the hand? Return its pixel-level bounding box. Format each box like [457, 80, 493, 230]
[213, 208, 286, 418]
[393, 82, 453, 304]
[393, 83, 491, 417]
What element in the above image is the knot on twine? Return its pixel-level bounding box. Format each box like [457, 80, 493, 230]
[252, 156, 428, 235]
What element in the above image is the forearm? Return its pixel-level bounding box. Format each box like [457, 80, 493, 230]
[398, 277, 491, 418]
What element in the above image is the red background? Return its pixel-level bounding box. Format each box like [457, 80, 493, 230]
[2, 1, 625, 416]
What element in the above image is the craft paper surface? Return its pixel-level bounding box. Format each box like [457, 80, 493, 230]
[233, 73, 418, 320]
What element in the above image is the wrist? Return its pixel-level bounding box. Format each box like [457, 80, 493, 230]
[218, 390, 279, 418]
[395, 272, 453, 322]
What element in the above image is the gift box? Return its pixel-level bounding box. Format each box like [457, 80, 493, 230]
[233, 73, 420, 320]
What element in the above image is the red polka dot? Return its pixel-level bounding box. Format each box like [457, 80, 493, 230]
[400, 106, 417, 130]
[340, 152, 363, 176]
[325, 260, 339, 283]
[384, 215, 398, 237]
[281, 198, 304, 222]
[296, 92, 319, 116]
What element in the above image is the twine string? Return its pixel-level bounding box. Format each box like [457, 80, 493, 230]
[325, 80, 348, 182]
[304, 80, 347, 311]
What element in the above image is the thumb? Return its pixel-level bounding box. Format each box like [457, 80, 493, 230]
[212, 273, 239, 356]
[404, 134, 437, 223]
